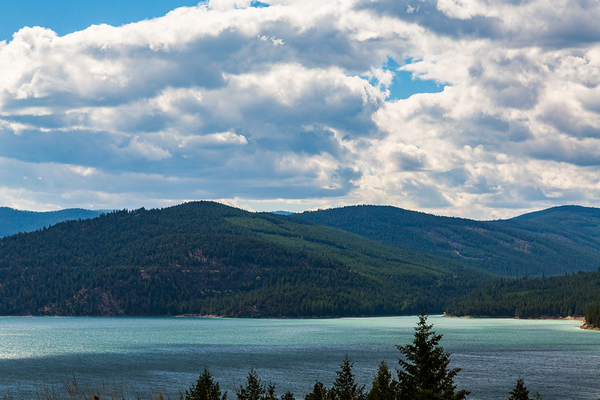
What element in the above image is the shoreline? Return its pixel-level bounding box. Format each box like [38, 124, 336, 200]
[443, 312, 584, 321]
[443, 313, 598, 330]
[580, 323, 600, 331]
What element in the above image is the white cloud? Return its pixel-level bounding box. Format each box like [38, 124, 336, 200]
[121, 136, 172, 161]
[208, 0, 253, 12]
[436, 0, 490, 20]
[0, 0, 600, 218]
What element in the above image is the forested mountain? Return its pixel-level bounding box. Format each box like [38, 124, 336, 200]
[500, 205, 600, 249]
[294, 205, 600, 277]
[0, 201, 489, 317]
[5, 201, 600, 319]
[0, 207, 103, 237]
[446, 270, 600, 318]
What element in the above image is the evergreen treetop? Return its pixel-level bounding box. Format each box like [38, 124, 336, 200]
[236, 369, 267, 400]
[184, 368, 227, 400]
[396, 311, 470, 400]
[331, 355, 366, 400]
[367, 361, 397, 400]
[508, 378, 543, 400]
[304, 381, 329, 400]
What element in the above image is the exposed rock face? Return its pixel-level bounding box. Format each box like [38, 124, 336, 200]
[40, 288, 124, 316]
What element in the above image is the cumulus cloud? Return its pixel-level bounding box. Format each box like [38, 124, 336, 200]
[1, 0, 600, 218]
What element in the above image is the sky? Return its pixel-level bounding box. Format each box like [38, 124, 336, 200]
[1, 0, 600, 219]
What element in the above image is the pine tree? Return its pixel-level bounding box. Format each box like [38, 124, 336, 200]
[237, 369, 267, 400]
[396, 311, 470, 400]
[281, 391, 295, 400]
[184, 367, 227, 400]
[508, 379, 530, 400]
[330, 355, 366, 400]
[304, 381, 330, 400]
[265, 383, 277, 400]
[367, 361, 397, 400]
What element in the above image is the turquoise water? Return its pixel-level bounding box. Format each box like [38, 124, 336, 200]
[0, 316, 598, 399]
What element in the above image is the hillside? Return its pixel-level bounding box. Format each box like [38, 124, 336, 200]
[445, 270, 600, 318]
[0, 202, 489, 317]
[500, 205, 600, 249]
[293, 205, 600, 277]
[0, 207, 103, 237]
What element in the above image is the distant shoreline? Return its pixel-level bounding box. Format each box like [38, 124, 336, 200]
[443, 313, 600, 330]
[443, 312, 583, 320]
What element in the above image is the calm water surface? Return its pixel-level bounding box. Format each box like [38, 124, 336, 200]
[0, 316, 598, 399]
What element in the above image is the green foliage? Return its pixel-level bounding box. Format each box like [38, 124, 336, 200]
[236, 369, 267, 400]
[447, 271, 600, 318]
[280, 391, 295, 400]
[265, 384, 277, 400]
[508, 379, 530, 400]
[184, 368, 227, 400]
[330, 355, 365, 400]
[367, 361, 397, 400]
[585, 304, 600, 328]
[0, 201, 488, 317]
[295, 205, 600, 277]
[396, 311, 470, 400]
[304, 382, 330, 400]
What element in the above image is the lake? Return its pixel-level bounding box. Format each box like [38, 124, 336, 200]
[0, 315, 598, 399]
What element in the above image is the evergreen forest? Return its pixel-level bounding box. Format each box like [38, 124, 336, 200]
[295, 205, 600, 277]
[0, 201, 488, 317]
[446, 270, 600, 324]
[2, 201, 600, 321]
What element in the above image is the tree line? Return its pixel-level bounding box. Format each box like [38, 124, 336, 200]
[446, 270, 600, 322]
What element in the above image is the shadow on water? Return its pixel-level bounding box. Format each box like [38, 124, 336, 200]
[0, 317, 599, 399]
[0, 343, 398, 398]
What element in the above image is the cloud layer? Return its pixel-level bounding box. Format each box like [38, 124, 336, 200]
[1, 0, 600, 218]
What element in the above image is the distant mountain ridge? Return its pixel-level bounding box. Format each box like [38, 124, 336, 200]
[0, 207, 104, 237]
[4, 203, 600, 278]
[293, 204, 600, 277]
[3, 201, 600, 317]
[0, 201, 488, 317]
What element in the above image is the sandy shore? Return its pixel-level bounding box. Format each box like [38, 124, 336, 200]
[443, 312, 596, 330]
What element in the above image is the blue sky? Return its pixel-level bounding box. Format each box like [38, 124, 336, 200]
[0, 1, 199, 42]
[1, 0, 599, 219]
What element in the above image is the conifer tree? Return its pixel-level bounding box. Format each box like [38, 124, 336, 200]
[236, 369, 267, 400]
[396, 311, 470, 400]
[184, 367, 227, 400]
[304, 381, 329, 400]
[281, 391, 295, 400]
[265, 383, 277, 400]
[331, 355, 366, 400]
[367, 361, 397, 400]
[508, 379, 530, 400]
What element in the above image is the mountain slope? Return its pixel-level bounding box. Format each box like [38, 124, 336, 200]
[0, 201, 489, 317]
[293, 205, 600, 277]
[0, 207, 104, 237]
[500, 205, 600, 249]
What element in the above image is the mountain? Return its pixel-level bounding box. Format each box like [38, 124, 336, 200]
[443, 206, 600, 318]
[0, 201, 489, 317]
[271, 210, 294, 216]
[293, 205, 600, 277]
[0, 207, 104, 237]
[500, 205, 600, 249]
